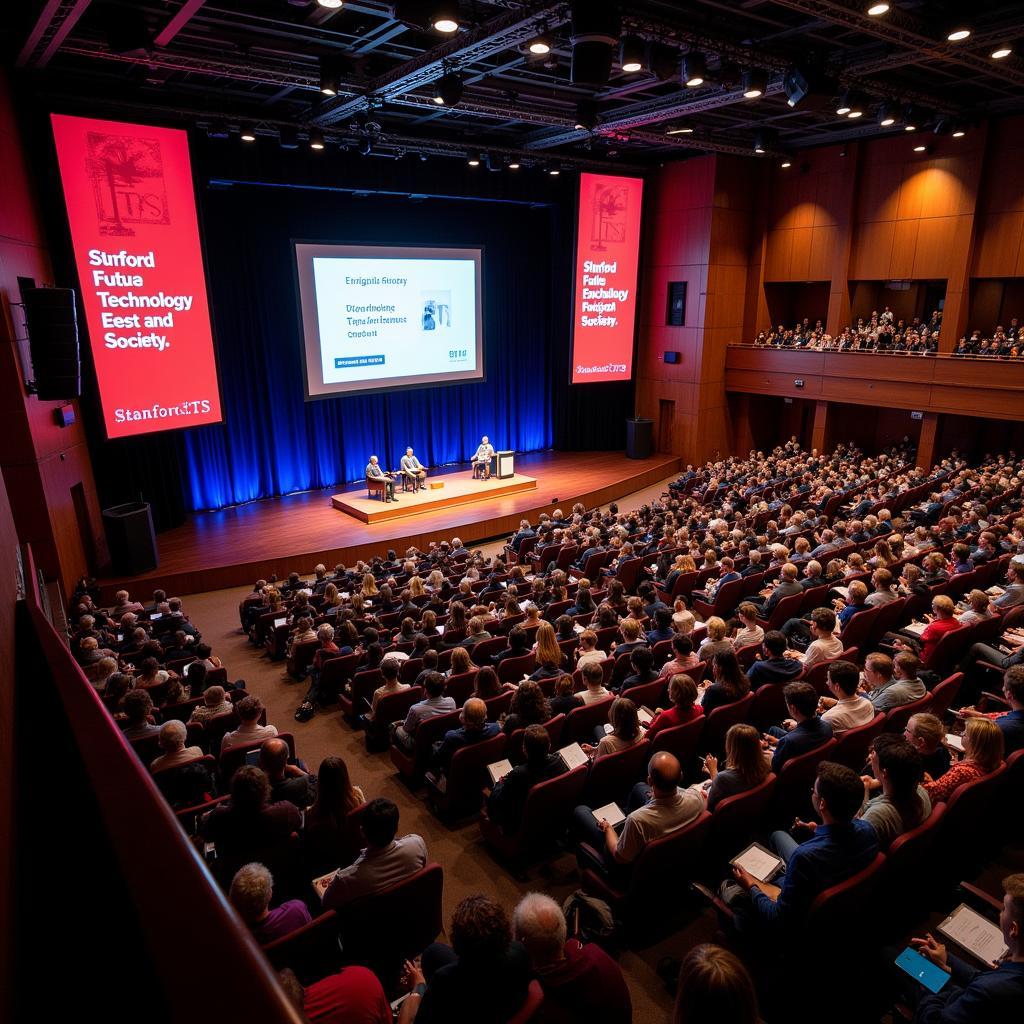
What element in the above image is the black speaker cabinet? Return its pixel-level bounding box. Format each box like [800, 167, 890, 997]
[23, 287, 80, 400]
[103, 502, 158, 576]
[626, 418, 653, 460]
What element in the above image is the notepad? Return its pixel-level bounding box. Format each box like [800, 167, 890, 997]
[987, 586, 1005, 597]
[833, 586, 850, 600]
[150, 612, 162, 620]
[436, 624, 445, 636]
[519, 600, 531, 611]
[945, 732, 965, 752]
[903, 621, 928, 637]
[273, 617, 286, 628]
[573, 622, 585, 634]
[591, 801, 626, 827]
[602, 722, 614, 734]
[312, 870, 337, 899]
[487, 758, 514, 786]
[637, 706, 654, 726]
[938, 903, 1008, 966]
[557, 742, 589, 771]
[730, 842, 785, 883]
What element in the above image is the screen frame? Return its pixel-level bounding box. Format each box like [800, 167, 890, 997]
[293, 240, 486, 401]
[567, 171, 647, 386]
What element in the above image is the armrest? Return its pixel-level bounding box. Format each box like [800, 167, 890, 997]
[958, 880, 1002, 913]
[690, 881, 735, 922]
[978, 661, 1006, 674]
[979, 690, 1010, 710]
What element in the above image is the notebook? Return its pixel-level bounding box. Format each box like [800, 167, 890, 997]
[487, 758, 514, 786]
[730, 842, 785, 883]
[945, 732, 965, 753]
[937, 903, 1008, 966]
[590, 801, 626, 828]
[637, 706, 654, 726]
[312, 870, 337, 899]
[273, 617, 286, 628]
[557, 742, 589, 771]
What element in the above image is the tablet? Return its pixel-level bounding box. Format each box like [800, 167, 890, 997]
[894, 947, 950, 994]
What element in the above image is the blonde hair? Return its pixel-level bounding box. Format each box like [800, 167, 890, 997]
[706, 616, 728, 641]
[535, 621, 561, 668]
[964, 717, 1004, 773]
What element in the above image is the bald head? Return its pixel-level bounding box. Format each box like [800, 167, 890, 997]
[462, 697, 487, 729]
[258, 737, 289, 778]
[649, 751, 681, 794]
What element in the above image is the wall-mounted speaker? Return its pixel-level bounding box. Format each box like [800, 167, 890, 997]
[23, 287, 80, 400]
[666, 281, 687, 326]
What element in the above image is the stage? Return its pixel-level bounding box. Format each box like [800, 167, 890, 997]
[332, 468, 538, 523]
[97, 451, 680, 600]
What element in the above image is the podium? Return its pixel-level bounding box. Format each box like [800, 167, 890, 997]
[626, 418, 653, 460]
[495, 451, 515, 479]
[103, 501, 158, 576]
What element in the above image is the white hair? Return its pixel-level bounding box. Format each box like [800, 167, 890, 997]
[317, 623, 335, 643]
[512, 892, 566, 965]
[159, 719, 186, 750]
[229, 862, 273, 923]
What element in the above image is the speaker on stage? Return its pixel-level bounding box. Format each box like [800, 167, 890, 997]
[23, 287, 81, 400]
[626, 418, 653, 460]
[103, 502, 158, 576]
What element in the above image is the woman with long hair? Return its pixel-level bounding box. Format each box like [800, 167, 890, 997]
[444, 601, 468, 641]
[529, 621, 565, 681]
[502, 679, 551, 735]
[302, 755, 366, 874]
[472, 665, 506, 701]
[701, 650, 751, 715]
[924, 717, 1004, 804]
[586, 696, 642, 758]
[568, 580, 595, 617]
[701, 723, 771, 811]
[448, 645, 472, 676]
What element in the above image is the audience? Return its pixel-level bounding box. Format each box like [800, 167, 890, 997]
[229, 862, 311, 944]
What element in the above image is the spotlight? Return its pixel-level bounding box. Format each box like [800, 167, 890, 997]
[913, 143, 927, 152]
[846, 94, 865, 118]
[239, 125, 257, 142]
[867, 2, 889, 14]
[433, 72, 464, 106]
[574, 100, 598, 131]
[206, 120, 230, 139]
[835, 90, 852, 116]
[620, 36, 646, 73]
[431, 3, 460, 33]
[902, 104, 919, 131]
[569, 0, 621, 87]
[951, 122, 967, 138]
[742, 69, 768, 99]
[317, 0, 343, 8]
[753, 127, 776, 154]
[528, 34, 551, 55]
[991, 44, 1013, 59]
[780, 158, 792, 168]
[507, 160, 521, 170]
[279, 126, 299, 149]
[947, 26, 971, 42]
[319, 59, 340, 96]
[665, 123, 694, 135]
[467, 151, 481, 166]
[650, 42, 679, 81]
[485, 153, 501, 173]
[877, 101, 898, 127]
[682, 52, 707, 87]
[358, 136, 373, 156]
[549, 166, 561, 176]
[309, 129, 325, 150]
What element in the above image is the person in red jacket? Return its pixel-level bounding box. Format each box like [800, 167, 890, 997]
[893, 594, 961, 667]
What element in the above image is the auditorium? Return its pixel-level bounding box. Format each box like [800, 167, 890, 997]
[6, 2, 1024, 1022]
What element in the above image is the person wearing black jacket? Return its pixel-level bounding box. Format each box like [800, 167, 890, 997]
[485, 725, 563, 834]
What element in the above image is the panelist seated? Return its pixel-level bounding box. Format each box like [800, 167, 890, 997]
[471, 435, 495, 480]
[400, 447, 427, 492]
[366, 455, 397, 502]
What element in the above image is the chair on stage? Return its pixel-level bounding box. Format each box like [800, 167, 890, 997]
[366, 475, 388, 501]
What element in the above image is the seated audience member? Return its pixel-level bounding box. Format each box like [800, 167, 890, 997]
[865, 568, 897, 607]
[493, 624, 532, 667]
[301, 755, 365, 874]
[672, 944, 759, 1024]
[259, 736, 316, 809]
[286, 616, 317, 658]
[392, 672, 456, 753]
[895, 595, 960, 667]
[585, 697, 643, 758]
[863, 652, 926, 712]
[726, 761, 879, 934]
[764, 682, 833, 773]
[645, 674, 703, 741]
[646, 607, 675, 645]
[512, 892, 632, 1024]
[578, 660, 611, 705]
[471, 666, 510, 702]
[430, 697, 500, 777]
[790, 608, 845, 670]
[700, 723, 772, 812]
[658, 634, 701, 680]
[502, 680, 551, 735]
[121, 688, 161, 740]
[229, 862, 311, 944]
[574, 629, 606, 669]
[836, 579, 870, 629]
[672, 596, 696, 635]
[960, 665, 1024, 754]
[151, 720, 203, 771]
[549, 674, 583, 717]
[396, 895, 532, 1024]
[201, 766, 301, 870]
[858, 735, 931, 851]
[923, 717, 1004, 803]
[321, 797, 427, 911]
[111, 589, 145, 617]
[619, 646, 659, 693]
[364, 657, 409, 724]
[573, 751, 702, 875]
[901, 873, 1024, 1022]
[701, 650, 752, 715]
[818, 659, 876, 735]
[461, 615, 493, 649]
[747, 631, 803, 688]
[697, 617, 732, 663]
[279, 965, 392, 1024]
[221, 694, 278, 752]
[731, 603, 765, 652]
[529, 622, 566, 682]
[959, 588, 996, 625]
[903, 711, 952, 781]
[486, 725, 565, 835]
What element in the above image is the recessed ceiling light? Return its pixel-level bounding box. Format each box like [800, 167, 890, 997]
[508, 161, 520, 169]
[991, 45, 1013, 59]
[913, 144, 927, 152]
[467, 153, 480, 166]
[867, 3, 889, 15]
[947, 27, 971, 42]
[309, 129, 325, 150]
[780, 159, 792, 168]
[528, 37, 551, 55]
[317, 0, 343, 9]
[239, 126, 256, 142]
[549, 168, 560, 176]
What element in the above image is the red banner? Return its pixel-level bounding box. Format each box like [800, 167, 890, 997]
[51, 114, 222, 438]
[570, 172, 644, 384]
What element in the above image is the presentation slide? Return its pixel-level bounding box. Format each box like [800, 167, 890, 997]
[294, 243, 484, 398]
[570, 172, 644, 384]
[50, 114, 223, 439]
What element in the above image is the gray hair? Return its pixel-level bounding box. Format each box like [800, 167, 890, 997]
[159, 719, 187, 750]
[317, 623, 335, 643]
[229, 862, 273, 923]
[513, 892, 566, 966]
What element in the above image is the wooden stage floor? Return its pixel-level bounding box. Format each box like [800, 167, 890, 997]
[99, 451, 680, 599]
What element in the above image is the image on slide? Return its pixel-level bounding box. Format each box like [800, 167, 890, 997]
[421, 290, 452, 331]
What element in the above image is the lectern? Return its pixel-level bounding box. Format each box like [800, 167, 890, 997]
[495, 451, 515, 478]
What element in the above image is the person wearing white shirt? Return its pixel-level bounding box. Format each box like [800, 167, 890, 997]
[472, 436, 495, 479]
[731, 602, 765, 652]
[221, 694, 279, 752]
[574, 629, 607, 670]
[799, 608, 845, 671]
[819, 660, 876, 736]
[400, 447, 426, 492]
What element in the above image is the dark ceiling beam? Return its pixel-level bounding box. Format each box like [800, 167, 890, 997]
[17, 0, 93, 69]
[312, 1, 570, 126]
[154, 0, 207, 48]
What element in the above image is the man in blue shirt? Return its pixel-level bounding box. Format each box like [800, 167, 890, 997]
[764, 681, 834, 773]
[906, 873, 1024, 1023]
[748, 631, 804, 688]
[729, 761, 878, 934]
[960, 665, 1024, 756]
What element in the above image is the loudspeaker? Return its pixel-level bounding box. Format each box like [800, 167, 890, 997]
[664, 351, 680, 364]
[626, 418, 653, 460]
[103, 502, 158, 576]
[666, 281, 687, 325]
[23, 287, 80, 400]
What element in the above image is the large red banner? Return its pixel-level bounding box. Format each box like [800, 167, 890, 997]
[51, 114, 223, 438]
[570, 172, 644, 384]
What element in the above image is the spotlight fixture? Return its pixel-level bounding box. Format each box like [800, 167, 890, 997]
[846, 94, 865, 118]
[946, 25, 971, 42]
[431, 3, 460, 33]
[620, 35, 646, 73]
[528, 34, 551, 55]
[433, 72, 464, 106]
[484, 153, 502, 173]
[741, 68, 768, 99]
[574, 100, 598, 132]
[319, 59, 340, 96]
[507, 160, 521, 169]
[239, 125, 257, 142]
[467, 151, 481, 166]
[877, 101, 898, 127]
[753, 127, 776, 154]
[317, 0, 343, 8]
[952, 122, 967, 138]
[902, 104, 919, 131]
[665, 123, 694, 135]
[549, 166, 561, 176]
[309, 129, 325, 150]
[867, 2, 889, 14]
[569, 0, 621, 87]
[358, 136, 373, 156]
[279, 126, 299, 149]
[913, 143, 927, 152]
[991, 44, 1013, 59]
[780, 158, 792, 168]
[682, 52, 707, 87]
[835, 90, 852, 116]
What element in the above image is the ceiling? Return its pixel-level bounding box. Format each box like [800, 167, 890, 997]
[9, 1, 1024, 171]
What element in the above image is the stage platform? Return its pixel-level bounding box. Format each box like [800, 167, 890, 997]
[97, 451, 680, 600]
[332, 469, 537, 523]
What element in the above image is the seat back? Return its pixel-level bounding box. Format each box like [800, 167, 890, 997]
[564, 696, 615, 743]
[762, 591, 805, 631]
[399, 707, 463, 777]
[263, 910, 340, 984]
[775, 737, 838, 820]
[445, 732, 508, 811]
[837, 605, 881, 651]
[483, 689, 515, 720]
[885, 803, 945, 882]
[749, 683, 788, 731]
[865, 597, 908, 651]
[287, 639, 320, 678]
[941, 763, 1008, 843]
[702, 691, 756, 754]
[649, 714, 705, 764]
[507, 714, 566, 764]
[347, 668, 383, 717]
[885, 692, 933, 734]
[710, 773, 776, 858]
[927, 672, 963, 719]
[400, 657, 423, 683]
[444, 670, 478, 706]
[622, 811, 713, 906]
[318, 652, 359, 695]
[583, 739, 650, 807]
[614, 557, 643, 594]
[508, 981, 545, 1024]
[513, 764, 588, 848]
[469, 636, 507, 665]
[498, 651, 538, 685]
[831, 713, 885, 769]
[619, 678, 667, 710]
[921, 621, 968, 672]
[373, 686, 424, 728]
[201, 708, 241, 757]
[805, 853, 886, 940]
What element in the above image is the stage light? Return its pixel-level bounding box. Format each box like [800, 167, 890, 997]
[991, 44, 1013, 59]
[902, 104, 919, 131]
[620, 36, 646, 73]
[574, 100, 598, 132]
[319, 58, 340, 96]
[309, 129, 325, 150]
[835, 91, 852, 116]
[239, 125, 257, 142]
[507, 160, 520, 169]
[742, 69, 768, 99]
[682, 52, 706, 87]
[528, 35, 551, 55]
[431, 3, 460, 33]
[279, 126, 299, 149]
[753, 127, 776, 154]
[665, 123, 694, 135]
[780, 158, 792, 168]
[433, 72, 463, 106]
[569, 0, 621, 87]
[877, 101, 898, 127]
[467, 151, 480, 166]
[952, 122, 967, 138]
[358, 136, 372, 156]
[549, 167, 561, 176]
[317, 0, 344, 8]
[847, 95, 865, 118]
[867, 2, 889, 14]
[913, 143, 927, 152]
[947, 26, 971, 42]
